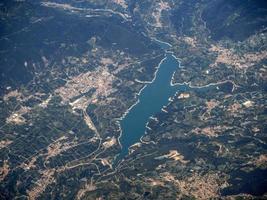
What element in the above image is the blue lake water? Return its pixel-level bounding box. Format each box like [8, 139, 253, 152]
[117, 39, 184, 159]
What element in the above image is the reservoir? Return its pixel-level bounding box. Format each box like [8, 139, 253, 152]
[117, 39, 234, 161]
[118, 40, 183, 159]
[116, 39, 235, 161]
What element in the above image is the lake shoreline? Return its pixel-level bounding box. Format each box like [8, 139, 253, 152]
[114, 38, 236, 164]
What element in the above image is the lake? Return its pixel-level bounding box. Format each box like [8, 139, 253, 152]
[117, 40, 183, 159]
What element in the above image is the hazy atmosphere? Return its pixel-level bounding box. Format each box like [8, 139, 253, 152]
[0, 0, 267, 199]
